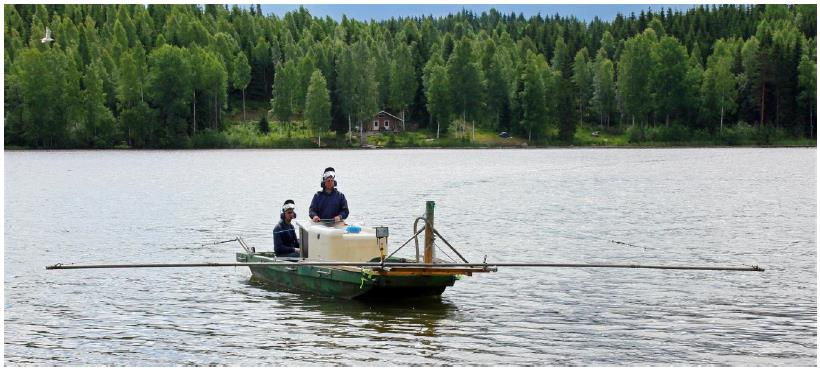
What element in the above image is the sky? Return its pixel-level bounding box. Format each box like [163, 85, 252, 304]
[258, 4, 697, 23]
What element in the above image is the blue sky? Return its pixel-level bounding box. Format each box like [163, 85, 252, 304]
[259, 4, 696, 23]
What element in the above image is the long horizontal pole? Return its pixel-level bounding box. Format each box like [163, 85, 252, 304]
[45, 261, 764, 272]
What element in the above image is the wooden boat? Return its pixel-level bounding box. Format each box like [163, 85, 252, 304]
[45, 201, 764, 292]
[235, 201, 493, 299]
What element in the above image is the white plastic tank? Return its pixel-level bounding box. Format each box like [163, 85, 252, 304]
[295, 221, 386, 262]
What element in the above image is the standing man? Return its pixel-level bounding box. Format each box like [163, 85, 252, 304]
[273, 199, 300, 258]
[309, 167, 349, 223]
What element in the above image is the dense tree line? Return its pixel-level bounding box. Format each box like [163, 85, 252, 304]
[4, 4, 816, 148]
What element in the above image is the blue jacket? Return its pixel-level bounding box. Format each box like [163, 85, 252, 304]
[273, 220, 299, 256]
[309, 188, 349, 220]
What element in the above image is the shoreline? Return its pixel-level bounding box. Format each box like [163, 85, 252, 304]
[4, 144, 816, 151]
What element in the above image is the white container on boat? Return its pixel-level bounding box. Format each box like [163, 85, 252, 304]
[295, 221, 386, 262]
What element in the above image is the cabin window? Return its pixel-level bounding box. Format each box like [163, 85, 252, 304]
[373, 121, 378, 129]
[385, 121, 390, 128]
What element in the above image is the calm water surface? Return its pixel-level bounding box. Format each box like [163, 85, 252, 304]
[4, 148, 816, 366]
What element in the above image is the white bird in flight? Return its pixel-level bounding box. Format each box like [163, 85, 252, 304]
[41, 27, 53, 43]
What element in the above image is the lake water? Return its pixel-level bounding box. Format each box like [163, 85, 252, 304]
[4, 148, 816, 366]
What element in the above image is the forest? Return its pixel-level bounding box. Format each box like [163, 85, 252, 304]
[3, 4, 817, 148]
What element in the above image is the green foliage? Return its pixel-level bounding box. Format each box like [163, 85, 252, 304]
[591, 48, 616, 127]
[517, 51, 548, 142]
[651, 36, 689, 124]
[304, 69, 332, 143]
[335, 40, 377, 129]
[572, 47, 593, 122]
[121, 101, 157, 148]
[388, 42, 417, 117]
[233, 51, 252, 122]
[423, 52, 451, 136]
[258, 114, 270, 134]
[12, 46, 79, 148]
[147, 44, 191, 142]
[3, 4, 816, 149]
[447, 39, 484, 124]
[232, 52, 251, 92]
[797, 52, 816, 135]
[271, 59, 296, 123]
[701, 39, 738, 132]
[553, 37, 576, 142]
[79, 59, 118, 147]
[618, 29, 656, 126]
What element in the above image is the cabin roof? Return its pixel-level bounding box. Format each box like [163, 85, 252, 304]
[376, 110, 403, 122]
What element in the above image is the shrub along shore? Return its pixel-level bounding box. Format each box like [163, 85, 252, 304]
[5, 112, 815, 150]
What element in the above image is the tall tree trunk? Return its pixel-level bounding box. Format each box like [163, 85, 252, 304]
[720, 105, 724, 133]
[462, 109, 466, 139]
[579, 102, 584, 124]
[360, 119, 365, 146]
[760, 83, 765, 127]
[471, 121, 475, 142]
[192, 90, 197, 134]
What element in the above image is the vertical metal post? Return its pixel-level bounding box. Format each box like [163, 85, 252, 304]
[424, 201, 435, 263]
[378, 238, 385, 264]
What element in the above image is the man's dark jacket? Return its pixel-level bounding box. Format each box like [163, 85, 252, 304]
[273, 220, 299, 256]
[309, 188, 349, 220]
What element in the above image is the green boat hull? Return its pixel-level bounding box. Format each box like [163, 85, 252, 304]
[236, 252, 456, 299]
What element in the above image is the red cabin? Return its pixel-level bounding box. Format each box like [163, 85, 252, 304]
[368, 111, 404, 132]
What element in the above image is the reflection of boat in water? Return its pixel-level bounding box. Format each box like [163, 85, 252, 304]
[237, 201, 493, 300]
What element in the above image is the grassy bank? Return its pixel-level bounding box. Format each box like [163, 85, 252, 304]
[196, 112, 815, 149]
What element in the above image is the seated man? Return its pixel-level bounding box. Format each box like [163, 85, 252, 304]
[309, 167, 349, 223]
[273, 199, 300, 258]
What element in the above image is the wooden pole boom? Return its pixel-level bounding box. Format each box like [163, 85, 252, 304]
[45, 262, 764, 272]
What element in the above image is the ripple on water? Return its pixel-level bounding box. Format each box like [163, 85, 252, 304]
[4, 149, 816, 366]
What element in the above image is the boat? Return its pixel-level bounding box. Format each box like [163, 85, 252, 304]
[45, 201, 764, 294]
[235, 201, 494, 299]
